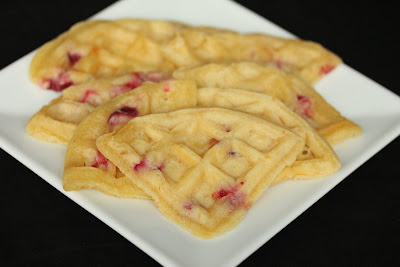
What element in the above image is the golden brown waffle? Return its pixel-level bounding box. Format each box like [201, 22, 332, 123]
[96, 108, 304, 238]
[63, 80, 197, 198]
[26, 72, 170, 144]
[174, 62, 361, 145]
[30, 19, 341, 91]
[197, 88, 341, 184]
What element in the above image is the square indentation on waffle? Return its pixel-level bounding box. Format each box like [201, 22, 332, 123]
[145, 142, 201, 184]
[203, 138, 266, 179]
[184, 162, 236, 210]
[97, 108, 304, 238]
[168, 119, 228, 156]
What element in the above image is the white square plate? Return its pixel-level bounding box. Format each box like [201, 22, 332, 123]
[1, 0, 400, 266]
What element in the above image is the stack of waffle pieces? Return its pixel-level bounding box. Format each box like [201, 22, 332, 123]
[26, 19, 361, 238]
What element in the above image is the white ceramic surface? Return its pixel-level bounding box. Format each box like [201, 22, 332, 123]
[1, 0, 400, 266]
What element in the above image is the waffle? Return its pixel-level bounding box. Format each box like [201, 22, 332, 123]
[26, 72, 170, 144]
[29, 19, 182, 91]
[30, 19, 341, 91]
[173, 62, 361, 145]
[63, 80, 197, 198]
[197, 88, 341, 184]
[96, 108, 304, 238]
[163, 26, 341, 83]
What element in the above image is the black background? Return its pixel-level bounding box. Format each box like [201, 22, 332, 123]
[1, 1, 399, 265]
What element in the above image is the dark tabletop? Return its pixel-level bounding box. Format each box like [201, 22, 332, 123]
[1, 1, 399, 266]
